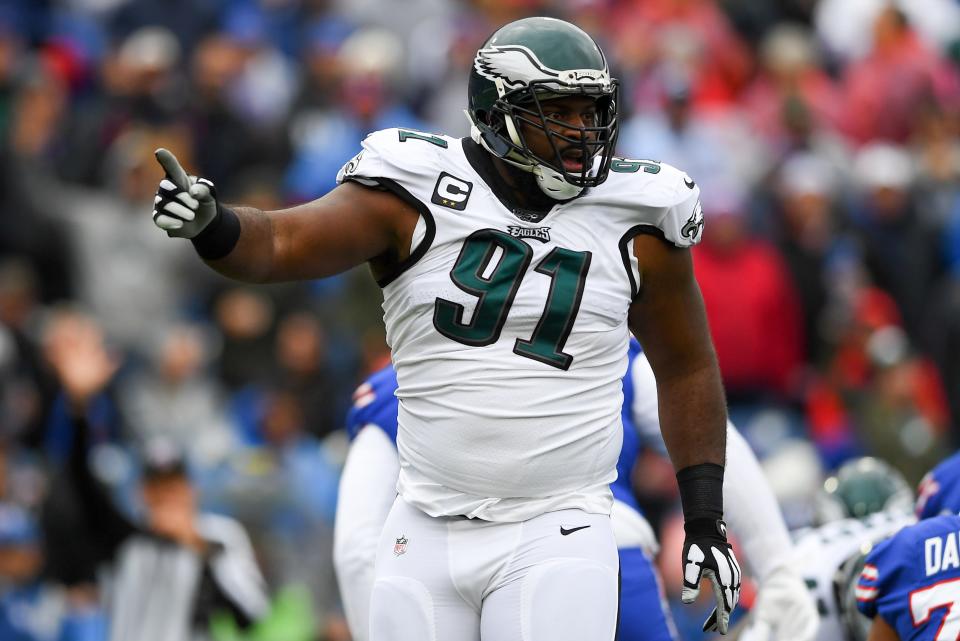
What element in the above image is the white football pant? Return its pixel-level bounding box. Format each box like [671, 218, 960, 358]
[370, 497, 619, 641]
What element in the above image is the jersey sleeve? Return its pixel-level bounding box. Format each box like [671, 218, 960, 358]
[857, 519, 928, 626]
[336, 127, 446, 197]
[657, 176, 703, 248]
[345, 365, 401, 445]
[916, 451, 960, 519]
[607, 161, 705, 249]
[856, 536, 899, 619]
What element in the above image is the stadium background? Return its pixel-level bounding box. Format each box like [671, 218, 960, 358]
[0, 0, 958, 638]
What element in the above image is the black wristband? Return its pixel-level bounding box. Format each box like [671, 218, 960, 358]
[677, 462, 724, 522]
[191, 203, 240, 260]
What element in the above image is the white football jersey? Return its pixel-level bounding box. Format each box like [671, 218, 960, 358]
[337, 128, 703, 522]
[791, 511, 915, 641]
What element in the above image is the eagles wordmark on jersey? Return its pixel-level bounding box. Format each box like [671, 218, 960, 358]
[337, 126, 703, 522]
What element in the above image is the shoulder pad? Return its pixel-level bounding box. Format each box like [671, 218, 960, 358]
[917, 451, 960, 519]
[336, 128, 454, 190]
[856, 515, 941, 618]
[600, 158, 704, 248]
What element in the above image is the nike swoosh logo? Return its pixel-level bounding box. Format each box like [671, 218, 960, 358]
[560, 525, 591, 536]
[684, 177, 696, 189]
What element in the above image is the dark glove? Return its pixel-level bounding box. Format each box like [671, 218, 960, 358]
[681, 517, 742, 634]
[152, 148, 219, 239]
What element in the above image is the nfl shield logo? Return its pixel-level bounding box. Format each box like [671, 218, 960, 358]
[394, 535, 408, 556]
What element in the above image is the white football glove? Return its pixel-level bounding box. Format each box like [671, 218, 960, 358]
[681, 518, 742, 634]
[740, 566, 820, 641]
[152, 148, 218, 239]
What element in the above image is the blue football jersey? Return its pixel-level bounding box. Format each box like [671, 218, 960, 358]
[345, 364, 400, 443]
[613, 339, 643, 511]
[857, 513, 960, 640]
[917, 451, 960, 520]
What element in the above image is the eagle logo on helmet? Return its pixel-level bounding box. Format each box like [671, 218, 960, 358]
[474, 45, 610, 92]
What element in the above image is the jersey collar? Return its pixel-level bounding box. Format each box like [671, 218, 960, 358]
[461, 138, 588, 223]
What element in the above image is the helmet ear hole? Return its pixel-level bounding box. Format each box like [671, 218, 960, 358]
[481, 111, 499, 129]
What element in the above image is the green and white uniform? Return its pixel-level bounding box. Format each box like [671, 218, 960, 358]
[337, 127, 703, 523]
[791, 511, 915, 641]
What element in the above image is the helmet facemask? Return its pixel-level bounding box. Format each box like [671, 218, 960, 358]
[474, 79, 618, 200]
[467, 28, 620, 200]
[491, 80, 619, 196]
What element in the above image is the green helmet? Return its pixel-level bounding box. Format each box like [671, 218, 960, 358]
[814, 457, 914, 524]
[467, 17, 619, 200]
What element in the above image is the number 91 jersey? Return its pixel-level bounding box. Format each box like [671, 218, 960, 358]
[337, 128, 703, 522]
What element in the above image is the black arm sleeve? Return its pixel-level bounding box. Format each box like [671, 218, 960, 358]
[68, 410, 139, 560]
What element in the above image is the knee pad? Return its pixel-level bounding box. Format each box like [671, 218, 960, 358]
[370, 577, 436, 641]
[521, 560, 619, 640]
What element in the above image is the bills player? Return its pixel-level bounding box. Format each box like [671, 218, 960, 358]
[916, 451, 960, 519]
[856, 512, 960, 640]
[151, 16, 739, 639]
[335, 339, 818, 641]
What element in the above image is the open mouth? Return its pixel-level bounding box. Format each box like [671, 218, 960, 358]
[560, 149, 587, 172]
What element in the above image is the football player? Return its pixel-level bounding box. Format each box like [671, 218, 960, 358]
[916, 450, 960, 519]
[152, 17, 738, 639]
[335, 340, 818, 641]
[856, 512, 960, 641]
[765, 458, 917, 641]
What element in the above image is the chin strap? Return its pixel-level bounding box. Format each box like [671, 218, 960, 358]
[468, 112, 584, 201]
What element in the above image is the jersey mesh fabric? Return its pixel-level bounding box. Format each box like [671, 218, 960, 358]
[338, 128, 702, 521]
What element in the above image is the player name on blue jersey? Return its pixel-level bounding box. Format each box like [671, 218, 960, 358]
[925, 527, 960, 576]
[859, 514, 960, 641]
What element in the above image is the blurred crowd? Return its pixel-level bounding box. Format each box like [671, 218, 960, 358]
[0, 0, 958, 639]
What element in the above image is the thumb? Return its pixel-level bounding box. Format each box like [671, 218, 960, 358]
[155, 148, 190, 191]
[189, 180, 214, 203]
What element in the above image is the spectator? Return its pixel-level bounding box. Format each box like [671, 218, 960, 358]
[740, 24, 844, 152]
[0, 261, 48, 444]
[117, 322, 235, 467]
[16, 125, 215, 357]
[693, 185, 806, 402]
[618, 67, 758, 189]
[207, 387, 341, 639]
[211, 286, 276, 394]
[770, 152, 844, 365]
[0, 502, 106, 641]
[839, 5, 959, 145]
[612, 0, 753, 108]
[284, 26, 426, 201]
[271, 310, 346, 439]
[45, 318, 269, 641]
[184, 33, 282, 197]
[848, 143, 946, 344]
